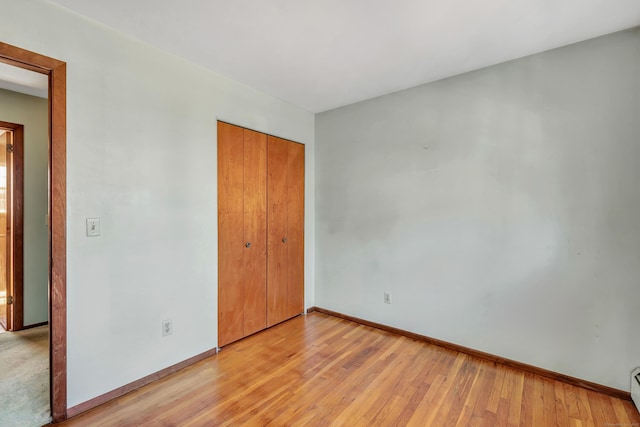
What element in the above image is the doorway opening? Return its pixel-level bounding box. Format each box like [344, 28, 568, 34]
[0, 42, 67, 422]
[0, 84, 50, 425]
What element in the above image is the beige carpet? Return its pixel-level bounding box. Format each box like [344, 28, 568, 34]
[0, 326, 51, 427]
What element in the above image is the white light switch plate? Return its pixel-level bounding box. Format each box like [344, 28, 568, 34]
[86, 218, 100, 237]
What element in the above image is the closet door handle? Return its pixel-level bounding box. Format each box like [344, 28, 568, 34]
[245, 242, 251, 248]
[282, 237, 287, 243]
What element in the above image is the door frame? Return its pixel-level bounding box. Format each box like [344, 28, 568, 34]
[0, 121, 24, 332]
[0, 43, 67, 422]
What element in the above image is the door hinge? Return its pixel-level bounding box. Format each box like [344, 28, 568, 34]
[7, 295, 13, 305]
[7, 144, 13, 153]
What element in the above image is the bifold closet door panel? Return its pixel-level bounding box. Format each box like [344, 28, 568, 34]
[218, 122, 245, 347]
[266, 137, 288, 327]
[267, 136, 305, 327]
[286, 141, 305, 320]
[242, 129, 267, 336]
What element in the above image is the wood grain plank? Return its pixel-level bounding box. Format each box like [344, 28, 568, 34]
[406, 353, 467, 426]
[610, 396, 632, 425]
[495, 397, 510, 427]
[507, 370, 524, 426]
[439, 356, 479, 426]
[542, 378, 558, 426]
[553, 379, 570, 427]
[577, 386, 595, 425]
[531, 377, 545, 426]
[486, 363, 506, 413]
[467, 361, 498, 423]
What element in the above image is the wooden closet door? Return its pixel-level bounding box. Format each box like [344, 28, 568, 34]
[242, 129, 267, 336]
[286, 142, 305, 320]
[267, 136, 305, 327]
[218, 122, 267, 347]
[218, 122, 245, 346]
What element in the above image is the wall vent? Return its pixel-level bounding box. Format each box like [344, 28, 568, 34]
[631, 367, 640, 413]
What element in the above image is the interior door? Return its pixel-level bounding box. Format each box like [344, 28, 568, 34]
[0, 130, 10, 331]
[218, 122, 245, 346]
[267, 136, 304, 327]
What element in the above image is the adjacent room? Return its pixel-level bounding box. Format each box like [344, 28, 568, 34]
[0, 0, 639, 425]
[0, 63, 51, 427]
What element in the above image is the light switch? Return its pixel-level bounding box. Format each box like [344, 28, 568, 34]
[86, 218, 100, 237]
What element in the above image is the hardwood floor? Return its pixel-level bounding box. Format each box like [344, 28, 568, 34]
[57, 313, 640, 426]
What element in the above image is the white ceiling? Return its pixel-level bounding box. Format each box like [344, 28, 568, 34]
[43, 1, 640, 112]
[0, 61, 48, 98]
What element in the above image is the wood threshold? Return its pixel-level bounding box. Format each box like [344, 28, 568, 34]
[65, 348, 218, 419]
[311, 306, 632, 402]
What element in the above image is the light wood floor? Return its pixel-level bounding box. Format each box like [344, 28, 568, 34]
[57, 312, 640, 426]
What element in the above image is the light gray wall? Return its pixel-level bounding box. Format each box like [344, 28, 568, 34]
[315, 27, 640, 391]
[0, 88, 49, 326]
[1, 0, 314, 408]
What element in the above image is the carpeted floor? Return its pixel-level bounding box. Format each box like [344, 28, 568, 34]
[0, 326, 51, 427]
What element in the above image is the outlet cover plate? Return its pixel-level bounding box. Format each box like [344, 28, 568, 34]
[162, 319, 173, 337]
[384, 291, 392, 304]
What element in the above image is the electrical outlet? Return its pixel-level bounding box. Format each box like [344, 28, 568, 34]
[384, 291, 392, 304]
[162, 319, 173, 337]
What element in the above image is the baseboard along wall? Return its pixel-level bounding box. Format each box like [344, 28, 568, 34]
[66, 348, 218, 419]
[22, 321, 48, 330]
[311, 306, 632, 402]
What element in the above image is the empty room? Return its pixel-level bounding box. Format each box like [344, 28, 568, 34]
[1, 0, 639, 426]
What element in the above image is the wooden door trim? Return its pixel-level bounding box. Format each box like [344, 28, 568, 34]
[0, 42, 67, 422]
[217, 120, 304, 147]
[0, 121, 24, 331]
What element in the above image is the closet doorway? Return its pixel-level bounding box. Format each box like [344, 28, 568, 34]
[218, 121, 305, 347]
